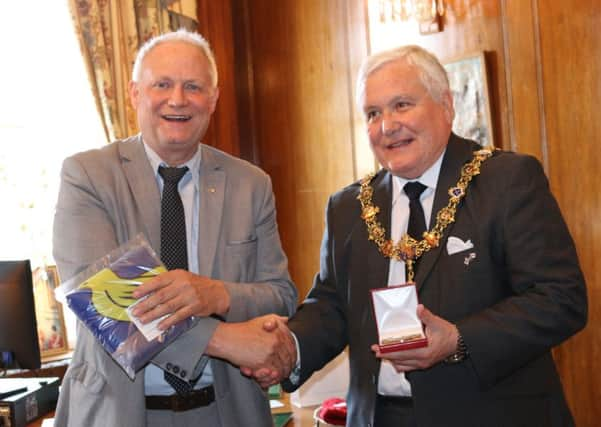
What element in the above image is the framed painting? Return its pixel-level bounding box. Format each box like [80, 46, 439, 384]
[443, 52, 494, 147]
[32, 265, 69, 359]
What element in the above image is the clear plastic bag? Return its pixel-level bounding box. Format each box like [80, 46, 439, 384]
[55, 234, 195, 379]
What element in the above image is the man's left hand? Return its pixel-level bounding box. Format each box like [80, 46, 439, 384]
[131, 269, 230, 329]
[371, 304, 458, 372]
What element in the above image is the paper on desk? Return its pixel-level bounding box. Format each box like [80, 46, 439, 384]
[270, 399, 284, 409]
[41, 419, 55, 427]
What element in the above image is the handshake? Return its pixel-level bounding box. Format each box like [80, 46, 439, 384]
[205, 314, 298, 388]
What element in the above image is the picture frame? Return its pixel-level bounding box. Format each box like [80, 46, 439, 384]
[32, 265, 69, 359]
[443, 52, 495, 147]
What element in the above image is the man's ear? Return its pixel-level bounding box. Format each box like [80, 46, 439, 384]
[128, 80, 139, 110]
[441, 90, 455, 124]
[208, 86, 220, 114]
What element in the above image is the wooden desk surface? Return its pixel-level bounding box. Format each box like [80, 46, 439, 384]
[273, 392, 320, 427]
[27, 411, 54, 427]
[289, 405, 319, 426]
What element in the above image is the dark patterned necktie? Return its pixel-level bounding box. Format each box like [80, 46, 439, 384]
[158, 165, 193, 395]
[158, 166, 189, 271]
[404, 181, 428, 277]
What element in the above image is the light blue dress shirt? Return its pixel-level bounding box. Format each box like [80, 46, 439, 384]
[142, 142, 214, 395]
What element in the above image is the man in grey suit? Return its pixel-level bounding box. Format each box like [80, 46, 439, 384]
[53, 29, 297, 427]
[244, 45, 587, 426]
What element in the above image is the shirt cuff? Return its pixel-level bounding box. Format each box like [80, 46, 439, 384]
[288, 331, 301, 385]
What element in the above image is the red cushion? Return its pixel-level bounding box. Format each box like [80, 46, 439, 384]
[318, 397, 347, 425]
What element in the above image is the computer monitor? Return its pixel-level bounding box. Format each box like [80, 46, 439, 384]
[0, 260, 41, 370]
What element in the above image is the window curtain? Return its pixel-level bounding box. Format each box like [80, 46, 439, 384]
[68, 0, 198, 142]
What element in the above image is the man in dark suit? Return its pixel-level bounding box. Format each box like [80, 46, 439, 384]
[245, 45, 587, 426]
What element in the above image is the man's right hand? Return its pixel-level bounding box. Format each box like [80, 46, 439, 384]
[242, 316, 299, 388]
[206, 314, 297, 388]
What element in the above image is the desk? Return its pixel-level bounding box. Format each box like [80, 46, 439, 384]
[10, 357, 325, 425]
[6, 357, 68, 427]
[6, 356, 70, 381]
[27, 401, 320, 427]
[27, 411, 54, 427]
[289, 404, 319, 426]
[274, 393, 319, 426]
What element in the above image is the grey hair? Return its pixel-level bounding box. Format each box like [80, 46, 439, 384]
[131, 28, 218, 86]
[356, 45, 449, 107]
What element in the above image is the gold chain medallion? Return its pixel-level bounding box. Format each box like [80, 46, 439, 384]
[358, 147, 493, 282]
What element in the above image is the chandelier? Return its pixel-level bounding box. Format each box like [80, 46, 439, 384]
[378, 0, 445, 23]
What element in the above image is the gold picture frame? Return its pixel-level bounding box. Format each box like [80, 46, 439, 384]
[33, 265, 69, 359]
[443, 52, 495, 147]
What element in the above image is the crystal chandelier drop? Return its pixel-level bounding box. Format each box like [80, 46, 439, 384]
[378, 0, 445, 23]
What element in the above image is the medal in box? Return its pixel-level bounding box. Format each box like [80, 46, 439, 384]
[370, 283, 427, 353]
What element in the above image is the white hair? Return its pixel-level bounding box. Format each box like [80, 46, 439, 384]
[356, 45, 450, 107]
[131, 28, 218, 86]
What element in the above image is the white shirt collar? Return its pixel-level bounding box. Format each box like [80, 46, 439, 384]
[142, 141, 202, 182]
[391, 147, 446, 205]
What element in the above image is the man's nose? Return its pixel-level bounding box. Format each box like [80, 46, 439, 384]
[167, 85, 187, 107]
[381, 111, 401, 136]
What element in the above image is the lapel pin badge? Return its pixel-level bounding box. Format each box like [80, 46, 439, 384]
[464, 252, 476, 266]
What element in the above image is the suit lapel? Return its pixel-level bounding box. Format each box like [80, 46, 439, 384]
[347, 170, 392, 360]
[119, 135, 161, 251]
[365, 170, 393, 290]
[415, 135, 476, 290]
[197, 145, 225, 277]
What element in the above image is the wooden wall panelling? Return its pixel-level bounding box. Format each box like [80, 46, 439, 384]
[348, 0, 378, 179]
[239, 0, 305, 297]
[537, 1, 601, 425]
[196, 1, 240, 157]
[241, 0, 360, 300]
[499, 0, 546, 161]
[230, 0, 259, 163]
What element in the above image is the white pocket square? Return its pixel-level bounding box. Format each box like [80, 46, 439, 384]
[446, 236, 474, 255]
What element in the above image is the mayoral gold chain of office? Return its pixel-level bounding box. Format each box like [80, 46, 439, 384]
[357, 147, 494, 282]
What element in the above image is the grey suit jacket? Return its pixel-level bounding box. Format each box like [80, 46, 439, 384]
[53, 135, 297, 427]
[284, 135, 586, 427]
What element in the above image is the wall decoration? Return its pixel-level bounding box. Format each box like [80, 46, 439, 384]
[33, 265, 69, 358]
[443, 52, 494, 147]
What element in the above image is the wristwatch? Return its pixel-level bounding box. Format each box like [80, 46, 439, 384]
[445, 328, 468, 364]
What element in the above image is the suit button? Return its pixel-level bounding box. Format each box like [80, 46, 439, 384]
[172, 366, 180, 374]
[166, 363, 173, 371]
[180, 370, 187, 378]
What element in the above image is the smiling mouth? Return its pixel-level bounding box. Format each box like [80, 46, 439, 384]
[387, 138, 414, 149]
[162, 114, 192, 122]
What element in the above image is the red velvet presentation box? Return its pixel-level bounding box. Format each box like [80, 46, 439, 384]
[370, 283, 428, 353]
